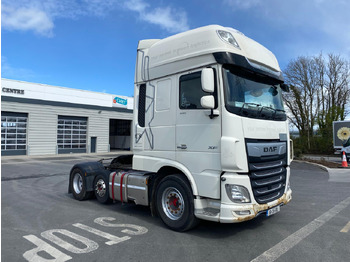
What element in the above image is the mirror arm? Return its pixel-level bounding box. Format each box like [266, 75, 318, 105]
[209, 107, 219, 119]
[208, 91, 219, 119]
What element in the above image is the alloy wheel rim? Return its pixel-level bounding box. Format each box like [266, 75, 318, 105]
[161, 187, 185, 220]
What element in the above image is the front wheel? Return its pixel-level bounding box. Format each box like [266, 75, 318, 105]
[156, 175, 199, 232]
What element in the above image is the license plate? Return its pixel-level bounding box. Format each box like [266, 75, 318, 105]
[266, 205, 281, 217]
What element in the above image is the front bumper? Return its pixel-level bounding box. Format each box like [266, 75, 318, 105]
[219, 188, 292, 223]
[194, 188, 292, 223]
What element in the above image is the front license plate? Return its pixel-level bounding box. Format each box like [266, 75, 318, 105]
[266, 205, 281, 217]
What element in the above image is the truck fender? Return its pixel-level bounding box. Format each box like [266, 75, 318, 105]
[158, 166, 198, 198]
[133, 155, 199, 195]
[68, 161, 109, 194]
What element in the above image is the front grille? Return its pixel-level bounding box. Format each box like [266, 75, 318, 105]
[246, 140, 287, 204]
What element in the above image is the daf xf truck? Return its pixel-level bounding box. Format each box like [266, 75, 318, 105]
[69, 25, 293, 231]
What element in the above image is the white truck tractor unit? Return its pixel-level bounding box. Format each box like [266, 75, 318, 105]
[68, 25, 293, 231]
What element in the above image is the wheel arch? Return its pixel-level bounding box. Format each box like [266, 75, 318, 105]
[157, 166, 198, 194]
[68, 161, 107, 194]
[148, 164, 198, 217]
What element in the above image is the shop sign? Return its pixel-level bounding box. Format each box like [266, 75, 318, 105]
[113, 96, 128, 107]
[2, 87, 25, 95]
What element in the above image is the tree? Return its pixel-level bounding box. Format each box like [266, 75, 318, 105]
[283, 56, 319, 150]
[283, 53, 350, 153]
[317, 54, 350, 138]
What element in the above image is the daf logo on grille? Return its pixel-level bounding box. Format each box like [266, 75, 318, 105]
[264, 146, 278, 153]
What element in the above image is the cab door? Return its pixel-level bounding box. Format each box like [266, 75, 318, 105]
[175, 68, 221, 198]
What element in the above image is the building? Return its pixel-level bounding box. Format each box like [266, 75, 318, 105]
[1, 79, 133, 156]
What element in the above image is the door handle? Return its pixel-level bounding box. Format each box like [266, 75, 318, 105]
[177, 144, 187, 150]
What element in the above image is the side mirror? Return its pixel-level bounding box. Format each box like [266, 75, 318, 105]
[201, 68, 214, 93]
[280, 83, 290, 92]
[201, 95, 215, 109]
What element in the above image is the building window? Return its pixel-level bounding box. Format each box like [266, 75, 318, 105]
[57, 116, 87, 153]
[1, 113, 27, 153]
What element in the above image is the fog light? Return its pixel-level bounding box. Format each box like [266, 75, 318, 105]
[225, 184, 251, 203]
[235, 210, 251, 216]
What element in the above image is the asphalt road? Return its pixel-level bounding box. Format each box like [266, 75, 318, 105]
[1, 157, 350, 262]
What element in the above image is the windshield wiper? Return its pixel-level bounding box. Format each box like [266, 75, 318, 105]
[275, 108, 285, 113]
[239, 102, 261, 112]
[238, 103, 263, 118]
[258, 106, 285, 120]
[238, 103, 285, 119]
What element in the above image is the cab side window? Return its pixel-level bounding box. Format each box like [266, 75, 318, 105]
[138, 84, 146, 127]
[179, 71, 217, 110]
[179, 72, 206, 109]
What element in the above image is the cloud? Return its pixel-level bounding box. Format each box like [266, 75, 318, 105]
[224, 0, 350, 57]
[1, 0, 119, 37]
[142, 7, 189, 33]
[124, 0, 189, 33]
[124, 0, 149, 13]
[1, 0, 189, 37]
[2, 5, 54, 37]
[224, 0, 261, 10]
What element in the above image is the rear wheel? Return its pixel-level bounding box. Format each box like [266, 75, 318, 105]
[70, 168, 92, 200]
[156, 175, 199, 232]
[94, 175, 111, 204]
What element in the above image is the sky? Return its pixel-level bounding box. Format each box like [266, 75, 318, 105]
[1, 0, 350, 97]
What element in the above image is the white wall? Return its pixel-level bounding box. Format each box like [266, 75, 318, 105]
[2, 78, 133, 110]
[2, 101, 132, 156]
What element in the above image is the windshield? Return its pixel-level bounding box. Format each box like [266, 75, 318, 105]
[223, 65, 286, 121]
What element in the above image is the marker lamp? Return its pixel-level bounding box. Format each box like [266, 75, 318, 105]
[217, 30, 240, 49]
[225, 184, 251, 203]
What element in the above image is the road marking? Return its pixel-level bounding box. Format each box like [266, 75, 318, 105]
[340, 221, 350, 233]
[251, 196, 350, 262]
[73, 223, 130, 245]
[94, 217, 148, 235]
[23, 235, 72, 262]
[23, 217, 148, 262]
[41, 229, 99, 254]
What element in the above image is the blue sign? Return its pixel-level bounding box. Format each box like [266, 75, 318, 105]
[114, 97, 127, 106]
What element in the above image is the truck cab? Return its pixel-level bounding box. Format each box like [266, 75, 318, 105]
[132, 25, 292, 225]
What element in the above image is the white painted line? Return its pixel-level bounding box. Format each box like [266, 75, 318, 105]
[41, 229, 99, 254]
[251, 196, 350, 262]
[94, 217, 148, 235]
[340, 221, 350, 233]
[23, 235, 72, 262]
[73, 223, 130, 245]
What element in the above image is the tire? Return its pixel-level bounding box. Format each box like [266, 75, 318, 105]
[70, 168, 93, 201]
[94, 175, 112, 204]
[156, 175, 199, 232]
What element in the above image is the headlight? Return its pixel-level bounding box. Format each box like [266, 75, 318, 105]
[217, 30, 240, 49]
[225, 184, 251, 203]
